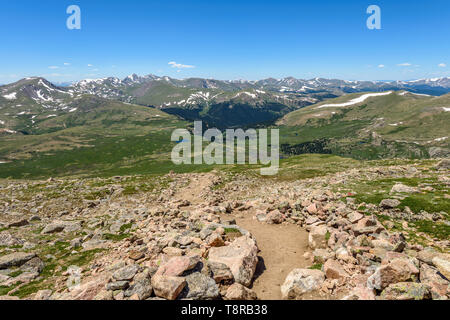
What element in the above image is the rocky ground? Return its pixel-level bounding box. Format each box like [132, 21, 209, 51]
[0, 159, 449, 300]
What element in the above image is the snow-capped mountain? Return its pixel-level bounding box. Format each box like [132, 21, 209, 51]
[1, 75, 449, 131]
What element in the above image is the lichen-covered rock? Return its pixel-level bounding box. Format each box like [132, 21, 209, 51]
[181, 272, 220, 300]
[380, 282, 430, 300]
[112, 265, 140, 281]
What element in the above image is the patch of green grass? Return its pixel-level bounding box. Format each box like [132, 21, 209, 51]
[122, 185, 138, 195]
[411, 220, 450, 240]
[11, 280, 52, 299]
[84, 189, 112, 200]
[41, 241, 71, 257]
[0, 285, 13, 296]
[103, 233, 130, 241]
[308, 263, 323, 270]
[8, 270, 23, 278]
[223, 228, 241, 234]
[61, 249, 106, 272]
[346, 173, 449, 214]
[398, 196, 450, 214]
[119, 223, 133, 233]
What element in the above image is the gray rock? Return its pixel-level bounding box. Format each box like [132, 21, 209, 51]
[390, 183, 418, 194]
[113, 265, 139, 281]
[207, 261, 234, 284]
[0, 252, 37, 269]
[7, 219, 29, 228]
[41, 221, 82, 234]
[81, 239, 108, 250]
[34, 290, 53, 300]
[380, 199, 401, 209]
[41, 222, 65, 234]
[106, 281, 130, 291]
[0, 232, 24, 247]
[434, 159, 450, 170]
[181, 272, 220, 300]
[380, 282, 430, 300]
[124, 278, 153, 300]
[20, 257, 45, 274]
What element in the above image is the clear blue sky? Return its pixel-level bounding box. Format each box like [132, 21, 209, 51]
[0, 0, 448, 83]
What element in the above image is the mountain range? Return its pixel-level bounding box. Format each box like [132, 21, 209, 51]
[2, 75, 449, 131]
[0, 74, 449, 177]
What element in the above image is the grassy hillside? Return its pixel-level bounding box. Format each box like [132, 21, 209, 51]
[0, 98, 204, 179]
[277, 91, 450, 159]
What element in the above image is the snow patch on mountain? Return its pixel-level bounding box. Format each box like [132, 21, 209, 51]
[316, 91, 393, 109]
[3, 92, 17, 100]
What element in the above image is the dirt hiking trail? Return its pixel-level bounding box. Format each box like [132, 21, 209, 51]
[175, 174, 311, 300]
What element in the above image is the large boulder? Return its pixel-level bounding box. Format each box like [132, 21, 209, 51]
[417, 248, 448, 266]
[379, 199, 401, 209]
[323, 259, 348, 281]
[0, 252, 36, 269]
[266, 210, 285, 224]
[112, 265, 139, 281]
[208, 236, 258, 287]
[308, 225, 328, 249]
[123, 271, 153, 300]
[432, 256, 450, 280]
[41, 221, 82, 234]
[419, 263, 449, 299]
[67, 273, 110, 300]
[380, 282, 430, 300]
[0, 232, 24, 247]
[151, 275, 186, 300]
[367, 258, 419, 290]
[156, 255, 200, 277]
[390, 184, 418, 194]
[352, 216, 385, 236]
[181, 272, 220, 300]
[224, 283, 257, 300]
[434, 159, 450, 170]
[207, 261, 234, 284]
[281, 269, 325, 300]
